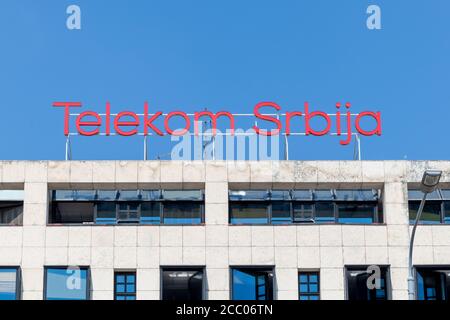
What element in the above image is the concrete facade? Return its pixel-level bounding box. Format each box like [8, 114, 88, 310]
[1, 160, 450, 300]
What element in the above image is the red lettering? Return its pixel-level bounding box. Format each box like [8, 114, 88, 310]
[76, 111, 102, 136]
[114, 111, 140, 136]
[164, 111, 190, 136]
[285, 111, 303, 135]
[53, 102, 82, 136]
[304, 102, 331, 136]
[253, 102, 282, 136]
[143, 102, 163, 136]
[355, 111, 382, 136]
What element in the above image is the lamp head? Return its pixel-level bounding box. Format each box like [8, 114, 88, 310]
[420, 170, 442, 194]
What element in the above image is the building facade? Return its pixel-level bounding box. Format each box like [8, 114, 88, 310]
[0, 160, 449, 300]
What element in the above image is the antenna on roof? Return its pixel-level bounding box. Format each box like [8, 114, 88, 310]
[353, 134, 362, 160]
[65, 135, 72, 160]
[143, 135, 148, 160]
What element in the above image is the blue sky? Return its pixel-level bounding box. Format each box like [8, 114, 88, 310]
[0, 0, 449, 160]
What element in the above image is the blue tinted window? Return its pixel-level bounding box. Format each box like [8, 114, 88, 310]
[337, 203, 376, 224]
[45, 267, 88, 300]
[232, 268, 273, 300]
[115, 272, 136, 300]
[298, 272, 320, 300]
[163, 202, 202, 224]
[416, 268, 449, 300]
[230, 203, 268, 224]
[96, 202, 116, 224]
[0, 268, 19, 300]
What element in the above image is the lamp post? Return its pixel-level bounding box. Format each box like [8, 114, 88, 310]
[407, 169, 442, 300]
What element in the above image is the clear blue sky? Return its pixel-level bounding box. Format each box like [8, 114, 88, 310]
[0, 0, 449, 160]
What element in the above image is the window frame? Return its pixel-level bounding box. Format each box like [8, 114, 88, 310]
[298, 271, 320, 300]
[114, 271, 137, 300]
[229, 189, 383, 225]
[160, 266, 205, 301]
[0, 266, 21, 300]
[43, 266, 91, 301]
[49, 189, 205, 226]
[414, 265, 450, 300]
[344, 265, 391, 301]
[230, 266, 275, 301]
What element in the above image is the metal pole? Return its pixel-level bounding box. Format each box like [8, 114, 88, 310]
[143, 135, 148, 160]
[408, 192, 428, 300]
[284, 134, 289, 160]
[65, 135, 71, 161]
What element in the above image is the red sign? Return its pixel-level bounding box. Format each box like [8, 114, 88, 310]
[53, 101, 381, 146]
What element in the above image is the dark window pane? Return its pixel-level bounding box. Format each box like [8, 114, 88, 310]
[271, 202, 291, 224]
[230, 202, 268, 224]
[409, 201, 442, 224]
[0, 268, 18, 300]
[45, 267, 88, 300]
[0, 201, 23, 225]
[337, 203, 376, 224]
[416, 268, 450, 300]
[96, 202, 116, 224]
[444, 201, 450, 224]
[293, 203, 314, 223]
[314, 202, 335, 223]
[162, 269, 203, 300]
[51, 202, 94, 224]
[117, 202, 139, 223]
[232, 268, 273, 300]
[163, 202, 202, 224]
[346, 267, 388, 301]
[141, 202, 161, 224]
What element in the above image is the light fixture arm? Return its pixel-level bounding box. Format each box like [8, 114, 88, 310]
[407, 192, 427, 300]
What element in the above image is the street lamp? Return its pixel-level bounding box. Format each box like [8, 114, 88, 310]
[407, 169, 442, 300]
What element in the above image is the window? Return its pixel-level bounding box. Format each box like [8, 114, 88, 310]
[229, 189, 382, 225]
[45, 267, 90, 300]
[0, 267, 20, 300]
[314, 202, 335, 223]
[231, 267, 274, 300]
[0, 190, 24, 226]
[408, 189, 450, 224]
[416, 267, 450, 300]
[163, 202, 202, 224]
[272, 202, 292, 224]
[118, 202, 139, 223]
[293, 203, 314, 223]
[337, 203, 378, 224]
[444, 201, 450, 224]
[162, 268, 204, 300]
[96, 202, 116, 224]
[230, 202, 268, 224]
[298, 272, 320, 300]
[49, 189, 204, 225]
[346, 266, 389, 300]
[114, 272, 136, 300]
